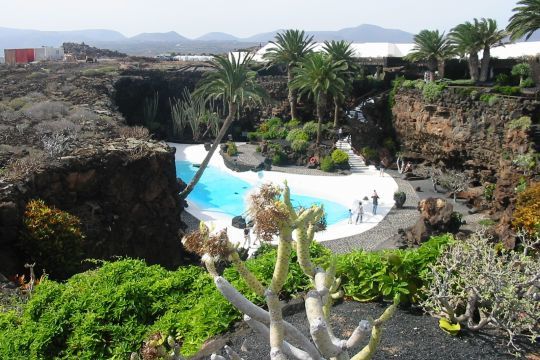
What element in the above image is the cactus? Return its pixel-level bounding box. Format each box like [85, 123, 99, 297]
[182, 182, 398, 360]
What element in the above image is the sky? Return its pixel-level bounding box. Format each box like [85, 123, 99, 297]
[0, 0, 517, 38]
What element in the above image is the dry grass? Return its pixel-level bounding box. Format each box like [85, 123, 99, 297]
[118, 126, 151, 140]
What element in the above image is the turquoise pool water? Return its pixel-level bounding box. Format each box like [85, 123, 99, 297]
[176, 161, 349, 225]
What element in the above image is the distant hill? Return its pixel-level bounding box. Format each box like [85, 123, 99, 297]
[0, 27, 126, 51]
[129, 31, 189, 43]
[197, 32, 239, 41]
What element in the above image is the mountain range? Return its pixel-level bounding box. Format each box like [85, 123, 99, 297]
[1, 24, 539, 56]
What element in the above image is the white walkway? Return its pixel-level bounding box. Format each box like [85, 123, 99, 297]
[336, 136, 371, 173]
[171, 143, 398, 248]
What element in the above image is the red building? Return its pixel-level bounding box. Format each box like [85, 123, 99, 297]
[4, 48, 36, 65]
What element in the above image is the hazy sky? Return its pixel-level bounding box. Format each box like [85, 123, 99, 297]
[0, 0, 516, 38]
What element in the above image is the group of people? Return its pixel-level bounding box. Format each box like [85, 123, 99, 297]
[348, 190, 380, 224]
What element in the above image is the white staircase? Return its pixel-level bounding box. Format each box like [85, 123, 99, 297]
[335, 136, 369, 173]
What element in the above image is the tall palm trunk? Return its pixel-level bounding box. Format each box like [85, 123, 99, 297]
[468, 52, 480, 82]
[315, 92, 326, 145]
[180, 102, 238, 199]
[437, 60, 446, 79]
[333, 97, 340, 128]
[287, 66, 298, 120]
[479, 46, 491, 82]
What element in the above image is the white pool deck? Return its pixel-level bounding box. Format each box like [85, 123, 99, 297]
[171, 143, 398, 248]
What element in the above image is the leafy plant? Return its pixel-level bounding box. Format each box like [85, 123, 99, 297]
[226, 141, 238, 156]
[20, 199, 85, 278]
[284, 118, 301, 129]
[422, 81, 447, 102]
[330, 149, 349, 166]
[361, 146, 378, 163]
[302, 121, 319, 140]
[483, 183, 496, 201]
[285, 128, 309, 142]
[520, 78, 535, 88]
[492, 85, 521, 96]
[393, 191, 406, 209]
[291, 139, 308, 153]
[320, 155, 334, 172]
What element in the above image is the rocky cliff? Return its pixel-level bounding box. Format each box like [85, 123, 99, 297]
[392, 88, 539, 246]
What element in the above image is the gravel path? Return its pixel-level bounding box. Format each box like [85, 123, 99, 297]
[214, 300, 523, 360]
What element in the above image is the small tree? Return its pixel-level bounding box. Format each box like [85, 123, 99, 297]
[437, 170, 468, 203]
[511, 63, 532, 87]
[182, 182, 398, 360]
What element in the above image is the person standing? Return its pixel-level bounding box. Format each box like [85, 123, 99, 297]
[379, 161, 385, 176]
[348, 209, 353, 224]
[371, 190, 380, 215]
[338, 127, 343, 140]
[355, 202, 364, 224]
[242, 227, 251, 248]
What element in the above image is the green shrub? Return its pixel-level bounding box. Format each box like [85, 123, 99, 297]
[320, 156, 334, 172]
[493, 85, 521, 96]
[361, 146, 378, 162]
[495, 73, 511, 86]
[337, 234, 453, 303]
[261, 127, 287, 140]
[484, 183, 496, 201]
[284, 118, 301, 129]
[302, 121, 318, 140]
[520, 78, 535, 88]
[393, 191, 406, 208]
[226, 141, 238, 156]
[480, 93, 499, 105]
[508, 116, 531, 131]
[383, 138, 396, 152]
[401, 79, 417, 89]
[0, 235, 452, 359]
[422, 82, 447, 102]
[286, 128, 309, 142]
[449, 79, 475, 86]
[291, 139, 308, 153]
[470, 90, 479, 100]
[20, 199, 85, 278]
[331, 149, 349, 166]
[247, 132, 260, 142]
[271, 151, 287, 165]
[478, 219, 496, 226]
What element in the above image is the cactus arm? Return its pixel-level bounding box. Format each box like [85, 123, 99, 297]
[202, 254, 219, 278]
[267, 290, 286, 358]
[229, 251, 265, 297]
[270, 228, 293, 293]
[283, 181, 297, 221]
[214, 276, 321, 359]
[346, 321, 371, 350]
[244, 315, 314, 360]
[305, 290, 345, 358]
[350, 298, 399, 360]
[296, 226, 315, 278]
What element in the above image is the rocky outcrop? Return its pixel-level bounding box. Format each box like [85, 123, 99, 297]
[0, 139, 190, 277]
[392, 88, 539, 245]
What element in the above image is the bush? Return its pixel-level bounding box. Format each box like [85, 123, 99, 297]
[285, 128, 309, 142]
[421, 232, 540, 354]
[284, 118, 301, 129]
[320, 155, 334, 172]
[520, 78, 535, 88]
[271, 151, 286, 166]
[393, 191, 406, 208]
[512, 182, 540, 235]
[302, 121, 318, 140]
[383, 138, 396, 153]
[479, 93, 499, 106]
[338, 234, 453, 303]
[24, 101, 69, 121]
[422, 82, 447, 102]
[478, 219, 496, 227]
[291, 139, 308, 153]
[361, 146, 378, 162]
[495, 73, 511, 86]
[226, 141, 238, 156]
[493, 85, 521, 96]
[20, 199, 85, 278]
[247, 131, 260, 142]
[331, 149, 349, 166]
[508, 116, 532, 131]
[484, 183, 496, 201]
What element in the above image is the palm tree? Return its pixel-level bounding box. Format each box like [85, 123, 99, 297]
[323, 40, 358, 128]
[290, 53, 347, 145]
[180, 53, 267, 199]
[477, 18, 506, 82]
[450, 20, 483, 82]
[507, 0, 540, 41]
[405, 30, 453, 81]
[263, 29, 315, 120]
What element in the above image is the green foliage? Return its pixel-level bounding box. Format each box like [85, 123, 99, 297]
[448, 79, 475, 86]
[520, 78, 535, 88]
[247, 132, 260, 142]
[516, 176, 528, 193]
[302, 121, 319, 140]
[284, 118, 301, 129]
[393, 191, 407, 208]
[270, 144, 287, 165]
[383, 138, 396, 153]
[508, 116, 532, 130]
[484, 183, 496, 201]
[291, 139, 309, 153]
[20, 199, 85, 278]
[361, 146, 378, 162]
[511, 62, 531, 79]
[258, 117, 287, 140]
[285, 128, 309, 142]
[422, 81, 447, 102]
[478, 219, 496, 227]
[330, 149, 349, 166]
[226, 141, 238, 156]
[337, 234, 453, 303]
[469, 89, 479, 100]
[320, 155, 335, 172]
[479, 93, 499, 106]
[495, 73, 512, 86]
[492, 85, 521, 96]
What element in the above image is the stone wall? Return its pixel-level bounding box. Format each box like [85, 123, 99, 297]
[0, 140, 190, 277]
[392, 88, 539, 246]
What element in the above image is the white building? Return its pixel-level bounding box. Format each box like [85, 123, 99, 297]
[0, 56, 4, 64]
[173, 55, 214, 62]
[34, 46, 64, 61]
